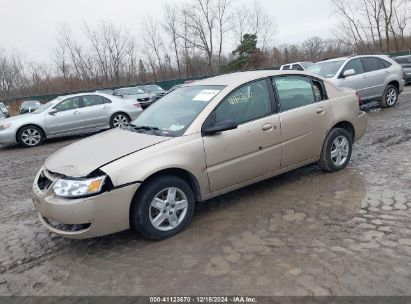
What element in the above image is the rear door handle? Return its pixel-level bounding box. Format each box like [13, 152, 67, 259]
[73, 111, 80, 115]
[262, 123, 274, 131]
[363, 75, 369, 78]
[103, 106, 109, 109]
[316, 107, 325, 114]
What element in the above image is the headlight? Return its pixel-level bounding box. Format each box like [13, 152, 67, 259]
[53, 176, 106, 198]
[0, 123, 12, 131]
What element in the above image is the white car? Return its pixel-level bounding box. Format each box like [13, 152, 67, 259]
[280, 62, 313, 71]
[0, 92, 142, 147]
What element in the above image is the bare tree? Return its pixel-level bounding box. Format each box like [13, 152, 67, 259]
[177, 0, 217, 73]
[143, 17, 167, 79]
[333, 0, 410, 53]
[163, 4, 183, 78]
[249, 0, 276, 51]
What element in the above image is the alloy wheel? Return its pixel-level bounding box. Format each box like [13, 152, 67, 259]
[330, 135, 349, 167]
[386, 88, 397, 106]
[21, 128, 41, 146]
[112, 114, 129, 128]
[149, 187, 189, 232]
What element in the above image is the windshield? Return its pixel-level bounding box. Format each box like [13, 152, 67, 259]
[122, 87, 146, 95]
[130, 85, 225, 137]
[307, 60, 345, 78]
[32, 98, 61, 114]
[144, 85, 164, 93]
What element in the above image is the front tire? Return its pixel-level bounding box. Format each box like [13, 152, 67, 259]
[319, 128, 352, 172]
[17, 125, 44, 147]
[380, 84, 398, 108]
[131, 175, 195, 240]
[110, 112, 130, 129]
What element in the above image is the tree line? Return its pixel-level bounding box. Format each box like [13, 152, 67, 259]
[0, 0, 410, 100]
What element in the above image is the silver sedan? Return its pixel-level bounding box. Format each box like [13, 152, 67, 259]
[0, 92, 143, 147]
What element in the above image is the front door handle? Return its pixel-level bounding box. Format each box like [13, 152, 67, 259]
[363, 75, 369, 78]
[262, 123, 274, 131]
[73, 111, 80, 115]
[316, 107, 325, 114]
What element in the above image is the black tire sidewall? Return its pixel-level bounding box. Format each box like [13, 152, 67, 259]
[323, 128, 352, 172]
[17, 125, 44, 147]
[381, 85, 398, 108]
[132, 176, 195, 240]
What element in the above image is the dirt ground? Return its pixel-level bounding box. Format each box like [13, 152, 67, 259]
[1, 88, 411, 296]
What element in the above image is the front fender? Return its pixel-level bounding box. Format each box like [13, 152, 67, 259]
[100, 133, 210, 199]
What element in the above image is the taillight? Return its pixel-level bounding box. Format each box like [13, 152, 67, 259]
[356, 92, 362, 106]
[134, 103, 141, 108]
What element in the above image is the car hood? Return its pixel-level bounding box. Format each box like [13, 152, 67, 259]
[44, 128, 171, 177]
[0, 113, 41, 124]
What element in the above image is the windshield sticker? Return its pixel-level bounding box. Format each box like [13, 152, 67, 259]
[228, 91, 253, 105]
[193, 90, 221, 101]
[169, 124, 185, 131]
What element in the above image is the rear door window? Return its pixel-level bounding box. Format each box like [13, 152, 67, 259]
[273, 76, 316, 112]
[82, 95, 111, 107]
[362, 57, 384, 72]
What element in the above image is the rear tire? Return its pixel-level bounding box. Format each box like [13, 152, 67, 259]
[131, 175, 195, 240]
[319, 128, 352, 172]
[380, 84, 398, 108]
[110, 112, 130, 129]
[17, 125, 45, 148]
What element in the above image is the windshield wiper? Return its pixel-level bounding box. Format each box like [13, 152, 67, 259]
[130, 124, 161, 135]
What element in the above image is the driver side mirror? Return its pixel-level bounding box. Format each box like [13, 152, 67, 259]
[203, 119, 238, 136]
[48, 109, 58, 115]
[342, 69, 355, 78]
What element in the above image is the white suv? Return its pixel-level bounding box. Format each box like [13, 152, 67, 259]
[307, 55, 405, 108]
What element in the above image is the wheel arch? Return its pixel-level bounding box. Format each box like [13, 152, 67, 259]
[128, 167, 202, 227]
[387, 80, 400, 91]
[111, 111, 131, 120]
[330, 121, 355, 141]
[16, 124, 47, 142]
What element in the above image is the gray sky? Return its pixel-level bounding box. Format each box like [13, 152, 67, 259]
[0, 0, 336, 63]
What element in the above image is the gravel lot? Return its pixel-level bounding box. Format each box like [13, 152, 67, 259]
[1, 87, 411, 296]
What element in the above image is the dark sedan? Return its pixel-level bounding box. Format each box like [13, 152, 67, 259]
[19, 100, 41, 114]
[140, 85, 166, 101]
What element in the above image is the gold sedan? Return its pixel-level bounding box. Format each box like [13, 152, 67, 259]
[32, 71, 367, 240]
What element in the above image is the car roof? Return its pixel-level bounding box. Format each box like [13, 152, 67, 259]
[186, 70, 320, 87]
